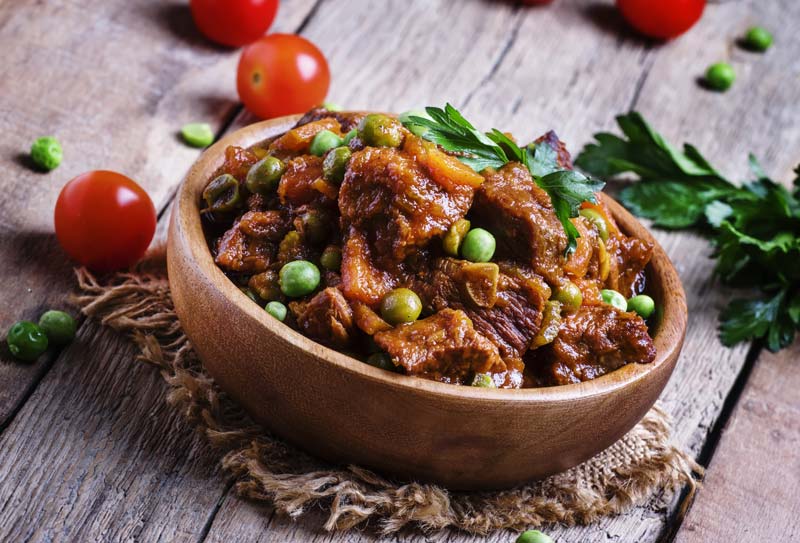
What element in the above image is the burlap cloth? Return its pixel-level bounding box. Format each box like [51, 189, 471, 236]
[70, 248, 702, 536]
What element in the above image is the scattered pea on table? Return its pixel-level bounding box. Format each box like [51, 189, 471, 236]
[6, 321, 49, 362]
[380, 288, 423, 325]
[181, 122, 215, 148]
[279, 260, 321, 297]
[704, 62, 736, 91]
[743, 26, 773, 52]
[516, 530, 554, 543]
[30, 136, 63, 171]
[38, 310, 76, 345]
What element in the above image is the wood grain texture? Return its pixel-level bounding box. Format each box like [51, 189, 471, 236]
[0, 0, 797, 541]
[0, 0, 318, 541]
[675, 344, 800, 543]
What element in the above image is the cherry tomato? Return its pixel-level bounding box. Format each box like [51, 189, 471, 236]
[616, 0, 705, 39]
[54, 171, 156, 272]
[237, 34, 330, 119]
[190, 0, 279, 48]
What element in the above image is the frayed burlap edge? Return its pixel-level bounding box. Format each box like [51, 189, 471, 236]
[70, 248, 702, 536]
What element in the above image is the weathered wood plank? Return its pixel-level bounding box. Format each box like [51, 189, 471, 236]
[0, 0, 319, 541]
[674, 344, 800, 543]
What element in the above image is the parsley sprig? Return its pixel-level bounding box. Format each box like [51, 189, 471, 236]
[576, 112, 800, 352]
[402, 104, 604, 254]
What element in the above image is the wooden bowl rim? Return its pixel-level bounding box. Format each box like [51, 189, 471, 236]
[173, 113, 688, 404]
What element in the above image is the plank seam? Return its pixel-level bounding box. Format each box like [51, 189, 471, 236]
[661, 339, 764, 543]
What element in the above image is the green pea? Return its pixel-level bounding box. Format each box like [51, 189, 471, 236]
[38, 310, 76, 345]
[398, 109, 430, 137]
[380, 288, 423, 325]
[357, 114, 405, 148]
[461, 228, 496, 263]
[6, 321, 48, 362]
[181, 122, 214, 148]
[320, 245, 342, 270]
[553, 281, 583, 311]
[471, 373, 496, 388]
[343, 129, 357, 145]
[705, 62, 735, 91]
[265, 301, 288, 321]
[297, 209, 328, 245]
[30, 136, 62, 171]
[579, 208, 609, 242]
[239, 286, 260, 303]
[516, 530, 554, 543]
[601, 289, 628, 311]
[443, 219, 471, 257]
[322, 101, 342, 111]
[309, 130, 343, 156]
[246, 156, 285, 194]
[279, 260, 321, 297]
[627, 294, 655, 319]
[365, 352, 397, 372]
[203, 174, 241, 213]
[322, 146, 351, 184]
[743, 26, 773, 52]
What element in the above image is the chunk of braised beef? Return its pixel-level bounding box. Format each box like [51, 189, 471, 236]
[373, 309, 508, 386]
[238, 210, 289, 241]
[277, 155, 330, 207]
[294, 107, 367, 133]
[339, 139, 479, 266]
[214, 214, 275, 273]
[472, 162, 567, 282]
[219, 145, 259, 181]
[340, 227, 401, 306]
[605, 233, 653, 298]
[526, 304, 656, 386]
[289, 287, 355, 349]
[430, 258, 549, 361]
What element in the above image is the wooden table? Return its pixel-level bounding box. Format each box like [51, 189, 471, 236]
[1, 1, 798, 541]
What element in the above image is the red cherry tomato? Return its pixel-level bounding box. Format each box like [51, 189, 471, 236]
[237, 34, 330, 119]
[54, 171, 156, 272]
[190, 0, 279, 47]
[617, 0, 705, 39]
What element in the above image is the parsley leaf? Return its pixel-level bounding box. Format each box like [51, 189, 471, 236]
[402, 103, 604, 255]
[576, 112, 800, 352]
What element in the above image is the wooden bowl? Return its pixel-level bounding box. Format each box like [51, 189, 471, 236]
[167, 115, 687, 490]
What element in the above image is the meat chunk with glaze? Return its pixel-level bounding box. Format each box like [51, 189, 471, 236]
[374, 309, 508, 386]
[429, 258, 550, 361]
[338, 138, 481, 266]
[527, 304, 656, 386]
[472, 162, 567, 282]
[214, 212, 281, 273]
[289, 287, 355, 349]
